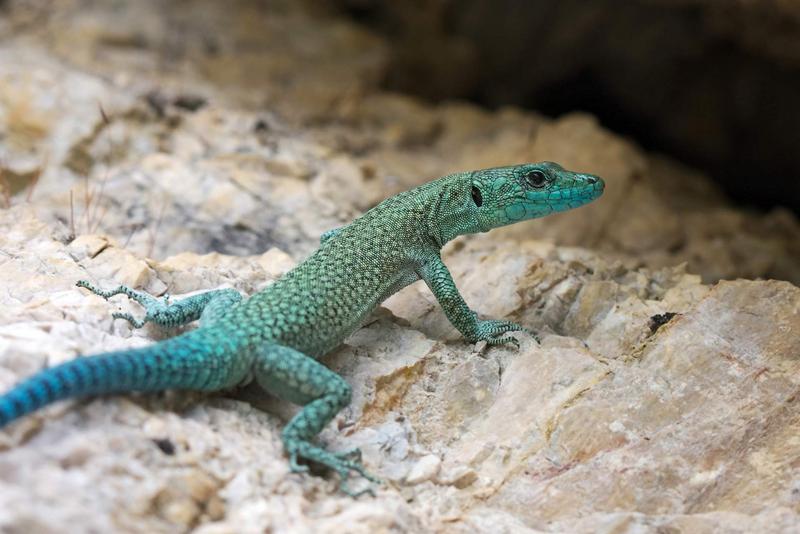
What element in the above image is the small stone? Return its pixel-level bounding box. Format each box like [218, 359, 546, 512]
[160, 498, 200, 527]
[185, 471, 219, 502]
[67, 234, 111, 260]
[437, 466, 478, 489]
[205, 495, 227, 521]
[405, 454, 441, 485]
[194, 523, 238, 534]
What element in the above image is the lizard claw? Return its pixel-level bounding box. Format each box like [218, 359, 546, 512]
[283, 439, 380, 497]
[471, 319, 529, 347]
[516, 325, 541, 344]
[112, 312, 146, 329]
[336, 458, 382, 498]
[339, 480, 376, 498]
[288, 453, 310, 473]
[334, 447, 363, 462]
[486, 335, 520, 348]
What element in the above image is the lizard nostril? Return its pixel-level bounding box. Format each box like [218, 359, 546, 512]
[585, 176, 597, 184]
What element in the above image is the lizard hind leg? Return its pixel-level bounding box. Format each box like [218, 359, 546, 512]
[76, 280, 241, 329]
[252, 343, 380, 497]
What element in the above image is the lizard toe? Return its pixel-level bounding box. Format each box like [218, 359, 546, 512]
[288, 453, 311, 473]
[336, 459, 381, 497]
[334, 447, 363, 462]
[485, 335, 520, 347]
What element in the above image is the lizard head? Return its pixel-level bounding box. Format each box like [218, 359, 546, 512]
[424, 162, 604, 245]
[469, 161, 604, 232]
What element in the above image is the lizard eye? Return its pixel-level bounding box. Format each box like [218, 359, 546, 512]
[471, 185, 483, 207]
[524, 170, 548, 188]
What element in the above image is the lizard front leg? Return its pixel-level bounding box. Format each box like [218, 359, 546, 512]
[418, 254, 529, 346]
[252, 343, 380, 497]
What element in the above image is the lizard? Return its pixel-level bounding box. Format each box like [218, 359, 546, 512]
[0, 162, 604, 496]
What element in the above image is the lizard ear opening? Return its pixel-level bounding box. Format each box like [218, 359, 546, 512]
[471, 185, 483, 207]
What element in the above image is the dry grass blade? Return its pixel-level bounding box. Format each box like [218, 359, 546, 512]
[88, 168, 110, 233]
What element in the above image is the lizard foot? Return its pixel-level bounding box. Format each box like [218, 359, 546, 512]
[471, 319, 535, 347]
[286, 441, 381, 497]
[287, 447, 362, 470]
[77, 280, 241, 329]
[77, 280, 160, 329]
[333, 447, 363, 462]
[334, 456, 382, 498]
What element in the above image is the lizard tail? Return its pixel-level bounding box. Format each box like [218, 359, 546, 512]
[0, 329, 247, 428]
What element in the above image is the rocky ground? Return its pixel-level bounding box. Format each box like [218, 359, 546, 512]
[0, 1, 798, 533]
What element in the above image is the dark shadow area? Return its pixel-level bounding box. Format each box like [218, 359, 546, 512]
[335, 0, 800, 214]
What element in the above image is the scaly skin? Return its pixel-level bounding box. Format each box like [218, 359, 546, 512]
[0, 162, 604, 496]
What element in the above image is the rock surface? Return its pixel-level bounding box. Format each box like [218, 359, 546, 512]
[2, 0, 798, 283]
[0, 1, 798, 533]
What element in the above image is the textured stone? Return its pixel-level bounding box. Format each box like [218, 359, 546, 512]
[0, 1, 798, 533]
[1, 2, 797, 283]
[2, 188, 799, 533]
[405, 454, 442, 485]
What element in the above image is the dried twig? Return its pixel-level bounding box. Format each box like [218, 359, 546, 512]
[98, 102, 110, 125]
[88, 167, 110, 233]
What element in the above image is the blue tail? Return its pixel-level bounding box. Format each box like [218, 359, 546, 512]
[0, 329, 248, 427]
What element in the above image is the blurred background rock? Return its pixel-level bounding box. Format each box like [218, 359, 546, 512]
[1, 0, 797, 283]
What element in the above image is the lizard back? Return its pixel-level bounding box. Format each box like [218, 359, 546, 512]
[221, 190, 433, 357]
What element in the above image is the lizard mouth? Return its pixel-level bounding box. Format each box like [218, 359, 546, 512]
[563, 174, 605, 206]
[477, 171, 605, 230]
[573, 175, 605, 200]
[527, 174, 605, 208]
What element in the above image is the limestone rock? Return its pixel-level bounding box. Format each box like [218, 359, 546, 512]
[1, 1, 798, 283]
[405, 454, 442, 485]
[0, 1, 798, 533]
[4, 205, 798, 532]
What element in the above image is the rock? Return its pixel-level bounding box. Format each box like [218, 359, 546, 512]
[2, 197, 799, 534]
[0, 1, 798, 533]
[1, 3, 797, 283]
[405, 454, 442, 485]
[437, 466, 479, 490]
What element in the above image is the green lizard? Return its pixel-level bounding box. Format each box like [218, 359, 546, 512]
[0, 162, 603, 496]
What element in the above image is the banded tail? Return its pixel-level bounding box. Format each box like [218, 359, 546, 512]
[0, 329, 248, 427]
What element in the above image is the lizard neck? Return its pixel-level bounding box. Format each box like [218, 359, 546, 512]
[423, 179, 483, 247]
